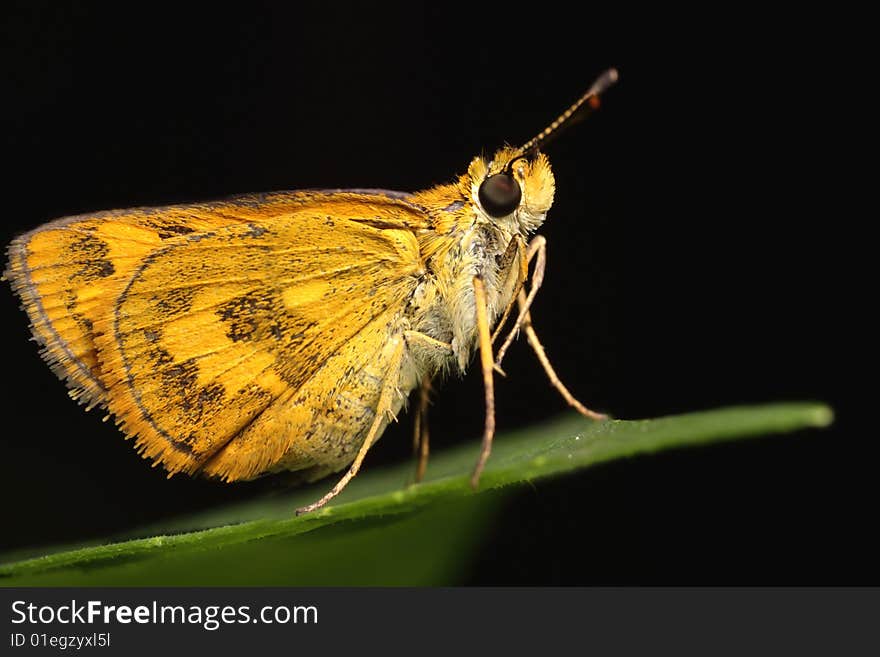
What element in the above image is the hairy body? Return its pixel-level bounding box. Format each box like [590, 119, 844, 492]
[5, 147, 554, 485]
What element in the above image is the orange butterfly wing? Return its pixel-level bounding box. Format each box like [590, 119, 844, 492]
[6, 191, 430, 479]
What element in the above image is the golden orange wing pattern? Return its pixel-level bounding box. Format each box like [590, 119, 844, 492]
[6, 191, 429, 480]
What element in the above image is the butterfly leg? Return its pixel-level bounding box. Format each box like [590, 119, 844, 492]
[493, 235, 546, 369]
[412, 374, 432, 483]
[295, 337, 408, 515]
[517, 289, 607, 420]
[490, 236, 529, 355]
[495, 236, 607, 421]
[404, 332, 453, 482]
[471, 276, 497, 489]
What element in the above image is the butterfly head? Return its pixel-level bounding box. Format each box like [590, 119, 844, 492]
[467, 146, 555, 234]
[464, 68, 618, 235]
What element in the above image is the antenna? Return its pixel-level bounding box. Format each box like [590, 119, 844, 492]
[517, 68, 619, 156]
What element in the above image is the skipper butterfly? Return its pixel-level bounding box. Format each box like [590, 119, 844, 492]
[4, 69, 617, 514]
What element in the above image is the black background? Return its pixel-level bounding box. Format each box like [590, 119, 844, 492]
[0, 4, 868, 582]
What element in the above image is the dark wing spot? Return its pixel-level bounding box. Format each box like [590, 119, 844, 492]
[66, 235, 115, 281]
[244, 224, 267, 238]
[96, 259, 115, 277]
[156, 224, 196, 239]
[153, 286, 197, 317]
[147, 346, 175, 366]
[168, 434, 197, 456]
[217, 291, 283, 343]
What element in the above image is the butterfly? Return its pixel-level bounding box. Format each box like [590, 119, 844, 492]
[4, 68, 617, 514]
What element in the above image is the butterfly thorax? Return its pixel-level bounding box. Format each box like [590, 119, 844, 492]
[407, 148, 556, 376]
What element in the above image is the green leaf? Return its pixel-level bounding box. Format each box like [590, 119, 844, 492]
[0, 403, 832, 586]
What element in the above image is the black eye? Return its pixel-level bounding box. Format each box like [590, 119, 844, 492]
[478, 173, 522, 218]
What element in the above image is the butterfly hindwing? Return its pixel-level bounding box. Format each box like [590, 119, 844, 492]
[6, 191, 429, 479]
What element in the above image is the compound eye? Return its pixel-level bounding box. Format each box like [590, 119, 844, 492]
[478, 172, 522, 218]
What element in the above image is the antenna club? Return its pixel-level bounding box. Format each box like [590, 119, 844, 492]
[592, 68, 620, 95]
